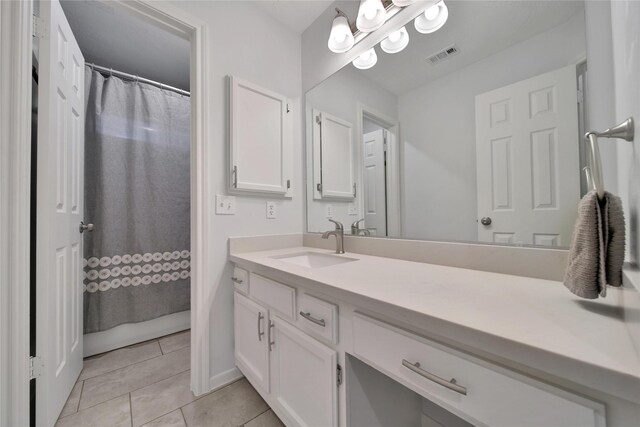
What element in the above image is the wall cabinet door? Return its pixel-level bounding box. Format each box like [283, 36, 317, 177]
[230, 76, 292, 196]
[270, 316, 338, 427]
[234, 292, 270, 392]
[312, 110, 356, 200]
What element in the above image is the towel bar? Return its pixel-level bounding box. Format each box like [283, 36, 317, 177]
[584, 117, 634, 199]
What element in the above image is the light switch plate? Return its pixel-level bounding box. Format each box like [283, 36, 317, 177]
[266, 201, 277, 219]
[325, 204, 333, 218]
[215, 195, 236, 215]
[348, 203, 358, 215]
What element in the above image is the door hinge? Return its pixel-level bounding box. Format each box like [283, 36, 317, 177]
[29, 356, 43, 380]
[337, 364, 343, 386]
[317, 183, 322, 192]
[577, 89, 584, 104]
[315, 115, 322, 125]
[286, 103, 291, 113]
[353, 183, 357, 198]
[32, 15, 47, 39]
[286, 179, 291, 189]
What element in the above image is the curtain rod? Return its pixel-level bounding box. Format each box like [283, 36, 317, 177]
[87, 63, 190, 97]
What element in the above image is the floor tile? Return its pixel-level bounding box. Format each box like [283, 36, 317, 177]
[80, 340, 162, 381]
[55, 394, 131, 427]
[159, 330, 190, 354]
[79, 346, 190, 410]
[181, 379, 268, 427]
[131, 371, 195, 426]
[244, 410, 285, 427]
[59, 381, 83, 418]
[141, 410, 186, 427]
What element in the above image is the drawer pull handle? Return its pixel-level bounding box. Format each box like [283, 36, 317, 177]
[231, 277, 243, 284]
[257, 312, 265, 341]
[269, 320, 275, 351]
[300, 311, 326, 327]
[402, 359, 467, 396]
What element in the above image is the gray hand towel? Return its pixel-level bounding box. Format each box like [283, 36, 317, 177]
[603, 192, 625, 287]
[564, 191, 605, 299]
[564, 191, 626, 299]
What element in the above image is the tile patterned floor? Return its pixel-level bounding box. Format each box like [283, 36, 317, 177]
[55, 330, 284, 427]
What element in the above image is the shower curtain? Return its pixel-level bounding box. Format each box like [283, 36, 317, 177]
[83, 67, 190, 334]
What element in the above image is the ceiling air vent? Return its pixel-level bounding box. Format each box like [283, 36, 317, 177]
[427, 44, 460, 65]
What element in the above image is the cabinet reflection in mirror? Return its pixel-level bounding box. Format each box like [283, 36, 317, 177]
[305, 0, 590, 248]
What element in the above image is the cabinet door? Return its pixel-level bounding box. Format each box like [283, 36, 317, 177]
[270, 316, 338, 427]
[234, 292, 270, 392]
[230, 76, 292, 196]
[312, 110, 356, 200]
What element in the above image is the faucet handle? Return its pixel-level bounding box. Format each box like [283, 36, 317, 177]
[328, 219, 344, 231]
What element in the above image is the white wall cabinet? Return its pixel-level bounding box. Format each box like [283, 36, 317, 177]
[230, 76, 292, 196]
[234, 292, 270, 392]
[270, 316, 338, 427]
[312, 110, 356, 200]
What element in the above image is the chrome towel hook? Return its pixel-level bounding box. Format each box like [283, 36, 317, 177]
[584, 117, 634, 199]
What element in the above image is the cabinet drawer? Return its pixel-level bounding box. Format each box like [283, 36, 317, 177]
[353, 314, 603, 427]
[232, 266, 249, 294]
[298, 293, 338, 344]
[250, 273, 296, 319]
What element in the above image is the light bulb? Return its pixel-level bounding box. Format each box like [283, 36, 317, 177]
[364, 7, 376, 20]
[424, 4, 439, 20]
[388, 30, 402, 43]
[328, 12, 354, 53]
[352, 48, 377, 69]
[334, 32, 346, 43]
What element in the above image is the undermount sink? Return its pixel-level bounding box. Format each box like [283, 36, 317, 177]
[271, 251, 358, 269]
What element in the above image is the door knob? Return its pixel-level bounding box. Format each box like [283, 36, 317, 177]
[79, 221, 94, 233]
[480, 217, 492, 226]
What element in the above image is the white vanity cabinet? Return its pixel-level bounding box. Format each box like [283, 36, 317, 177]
[233, 275, 338, 427]
[270, 316, 338, 427]
[234, 292, 269, 392]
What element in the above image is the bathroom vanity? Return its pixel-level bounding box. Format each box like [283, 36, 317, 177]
[230, 235, 640, 427]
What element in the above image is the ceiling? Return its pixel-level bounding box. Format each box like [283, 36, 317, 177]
[60, 0, 191, 90]
[350, 0, 585, 95]
[253, 0, 335, 34]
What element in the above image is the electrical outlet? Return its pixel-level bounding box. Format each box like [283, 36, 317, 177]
[348, 203, 358, 215]
[266, 201, 277, 219]
[215, 195, 236, 215]
[325, 204, 333, 218]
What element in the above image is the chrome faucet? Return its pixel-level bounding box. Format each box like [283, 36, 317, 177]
[322, 219, 345, 254]
[351, 218, 370, 236]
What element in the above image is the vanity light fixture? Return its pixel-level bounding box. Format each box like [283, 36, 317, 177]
[391, 0, 416, 6]
[352, 48, 378, 69]
[328, 9, 355, 53]
[380, 26, 409, 53]
[356, 0, 387, 33]
[414, 0, 449, 34]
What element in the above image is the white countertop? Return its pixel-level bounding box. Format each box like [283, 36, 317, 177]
[230, 246, 640, 403]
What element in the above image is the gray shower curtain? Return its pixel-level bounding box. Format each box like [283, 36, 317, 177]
[83, 67, 190, 334]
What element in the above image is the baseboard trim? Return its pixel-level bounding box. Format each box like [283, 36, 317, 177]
[208, 367, 243, 392]
[84, 310, 191, 357]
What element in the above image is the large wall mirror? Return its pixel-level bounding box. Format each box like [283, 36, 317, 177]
[306, 0, 589, 248]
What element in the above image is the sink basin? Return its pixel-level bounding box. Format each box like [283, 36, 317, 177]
[271, 251, 357, 269]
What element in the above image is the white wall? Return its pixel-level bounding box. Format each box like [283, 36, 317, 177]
[166, 0, 304, 389]
[398, 11, 586, 242]
[305, 66, 398, 232]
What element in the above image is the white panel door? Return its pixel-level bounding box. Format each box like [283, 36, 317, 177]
[270, 316, 338, 427]
[36, 0, 85, 425]
[230, 76, 292, 196]
[313, 110, 355, 200]
[363, 129, 387, 236]
[234, 292, 270, 392]
[475, 65, 580, 246]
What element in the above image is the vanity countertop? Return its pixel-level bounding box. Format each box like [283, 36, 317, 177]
[230, 246, 640, 403]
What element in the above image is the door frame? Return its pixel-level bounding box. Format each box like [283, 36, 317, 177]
[356, 103, 402, 237]
[0, 1, 212, 424]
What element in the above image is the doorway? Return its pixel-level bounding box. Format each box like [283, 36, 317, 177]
[358, 104, 402, 238]
[30, 1, 208, 425]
